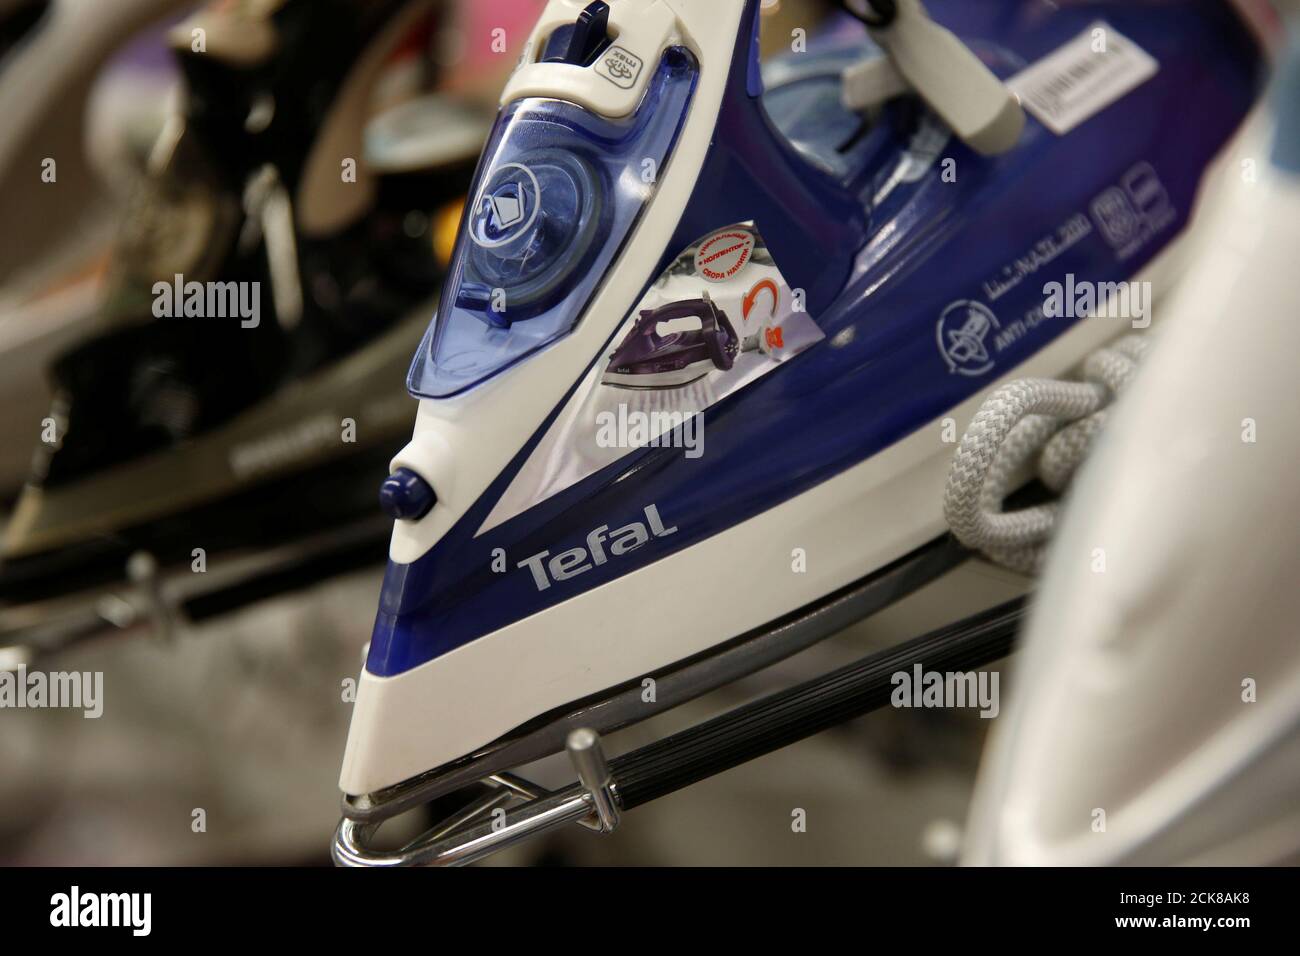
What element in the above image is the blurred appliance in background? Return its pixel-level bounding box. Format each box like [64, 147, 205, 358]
[0, 0, 197, 499]
[964, 33, 1300, 866]
[0, 0, 487, 660]
[0, 0, 195, 285]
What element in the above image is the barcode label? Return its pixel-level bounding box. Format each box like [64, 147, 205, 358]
[1006, 23, 1158, 135]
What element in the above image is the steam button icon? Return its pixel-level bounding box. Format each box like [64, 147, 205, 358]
[489, 186, 525, 231]
[471, 162, 541, 249]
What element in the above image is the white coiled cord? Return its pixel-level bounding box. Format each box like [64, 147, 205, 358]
[943, 336, 1150, 573]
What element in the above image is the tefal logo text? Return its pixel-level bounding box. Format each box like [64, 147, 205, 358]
[518, 504, 677, 591]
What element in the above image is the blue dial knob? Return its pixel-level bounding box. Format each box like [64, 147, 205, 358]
[379, 467, 436, 521]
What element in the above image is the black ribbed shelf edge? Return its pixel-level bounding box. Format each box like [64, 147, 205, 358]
[608, 597, 1025, 809]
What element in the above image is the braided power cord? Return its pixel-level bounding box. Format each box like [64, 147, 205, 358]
[943, 335, 1150, 573]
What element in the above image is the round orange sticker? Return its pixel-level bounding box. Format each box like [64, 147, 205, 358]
[694, 229, 755, 282]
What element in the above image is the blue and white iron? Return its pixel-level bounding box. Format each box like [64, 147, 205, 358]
[334, 0, 1266, 865]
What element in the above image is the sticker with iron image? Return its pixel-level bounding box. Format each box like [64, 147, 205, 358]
[479, 223, 824, 534]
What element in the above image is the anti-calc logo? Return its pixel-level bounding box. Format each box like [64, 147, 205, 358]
[936, 300, 1000, 376]
[471, 162, 541, 248]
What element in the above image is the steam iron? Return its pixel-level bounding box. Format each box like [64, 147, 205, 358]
[964, 34, 1300, 866]
[333, 0, 1266, 865]
[0, 0, 196, 286]
[601, 291, 739, 389]
[0, 0, 482, 657]
[0, 0, 197, 498]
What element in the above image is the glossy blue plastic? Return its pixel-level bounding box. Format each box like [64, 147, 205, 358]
[379, 468, 436, 521]
[407, 47, 699, 398]
[370, 0, 1263, 677]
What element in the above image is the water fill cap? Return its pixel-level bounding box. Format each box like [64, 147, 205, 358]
[461, 149, 602, 325]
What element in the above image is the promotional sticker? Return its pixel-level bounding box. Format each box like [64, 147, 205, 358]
[480, 222, 823, 532]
